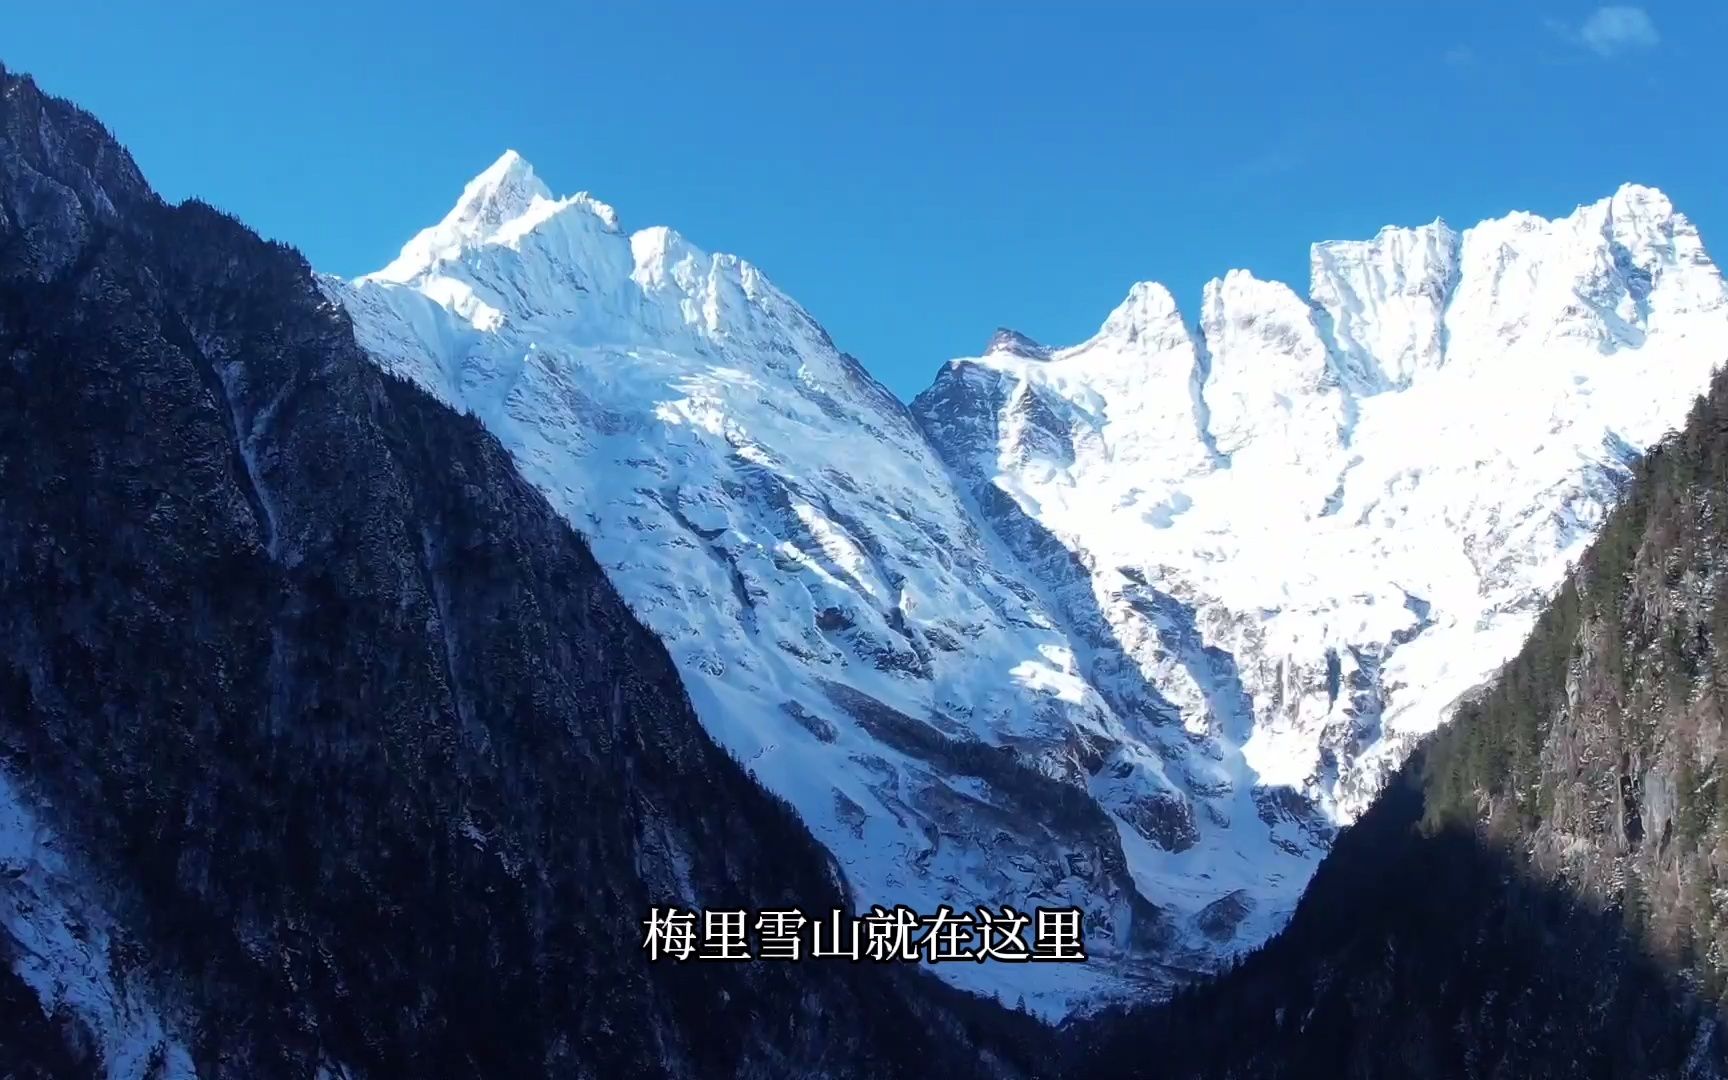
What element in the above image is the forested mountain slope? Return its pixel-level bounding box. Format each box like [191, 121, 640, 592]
[0, 62, 1041, 1079]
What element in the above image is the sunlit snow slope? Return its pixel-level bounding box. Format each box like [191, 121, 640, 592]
[329, 158, 1726, 1016]
[916, 185, 1728, 823]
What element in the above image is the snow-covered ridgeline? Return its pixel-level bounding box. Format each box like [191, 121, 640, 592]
[916, 183, 1727, 820]
[330, 156, 1728, 1015]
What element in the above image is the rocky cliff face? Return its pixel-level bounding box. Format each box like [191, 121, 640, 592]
[0, 64, 1042, 1079]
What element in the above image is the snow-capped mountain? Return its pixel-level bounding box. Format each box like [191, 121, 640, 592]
[329, 156, 1727, 1015]
[916, 184, 1727, 824]
[330, 153, 1205, 1013]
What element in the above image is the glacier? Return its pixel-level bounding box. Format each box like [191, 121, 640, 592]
[327, 154, 1728, 1016]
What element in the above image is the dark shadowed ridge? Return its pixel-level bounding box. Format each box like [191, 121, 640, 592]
[1073, 763, 1726, 1077]
[0, 61, 1048, 1078]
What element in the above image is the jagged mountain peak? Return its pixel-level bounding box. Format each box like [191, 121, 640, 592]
[1607, 179, 1674, 214]
[1461, 182, 1684, 254]
[627, 222, 774, 306]
[338, 155, 857, 377]
[1308, 219, 1459, 297]
[361, 150, 623, 286]
[1081, 280, 1190, 354]
[1596, 183, 1712, 273]
[962, 183, 1709, 397]
[984, 327, 1051, 360]
[918, 180, 1728, 826]
[629, 222, 698, 270]
[332, 158, 1177, 1017]
[1201, 267, 1313, 320]
[453, 148, 552, 227]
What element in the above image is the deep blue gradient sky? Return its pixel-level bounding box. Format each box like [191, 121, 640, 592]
[9, 3, 1725, 398]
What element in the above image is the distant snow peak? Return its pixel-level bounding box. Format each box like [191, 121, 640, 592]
[630, 224, 695, 283]
[920, 178, 1726, 841]
[332, 162, 1175, 1015]
[1310, 219, 1459, 390]
[361, 150, 623, 287]
[453, 149, 552, 232]
[984, 327, 1050, 360]
[364, 150, 550, 282]
[1089, 280, 1189, 353]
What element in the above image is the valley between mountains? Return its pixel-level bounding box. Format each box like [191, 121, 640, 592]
[6, 57, 1728, 1079]
[331, 145, 1727, 1014]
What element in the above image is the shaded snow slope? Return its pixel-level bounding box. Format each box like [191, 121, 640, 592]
[0, 769, 196, 1078]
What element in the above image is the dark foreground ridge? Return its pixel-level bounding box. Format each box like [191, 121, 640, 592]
[0, 62, 1044, 1078]
[1075, 763, 1726, 1077]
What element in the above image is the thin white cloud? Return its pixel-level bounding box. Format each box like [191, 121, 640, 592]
[1567, 6, 1661, 57]
[1442, 44, 1477, 68]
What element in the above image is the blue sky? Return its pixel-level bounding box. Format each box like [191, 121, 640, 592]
[8, 2, 1724, 398]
